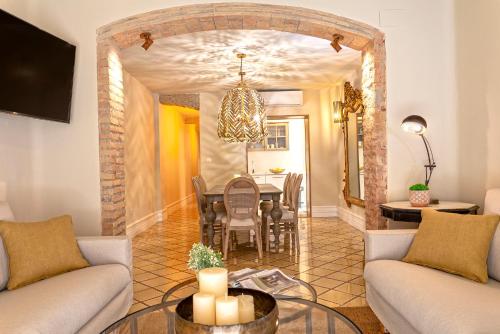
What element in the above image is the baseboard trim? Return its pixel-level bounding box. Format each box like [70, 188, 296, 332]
[311, 205, 338, 218]
[338, 207, 366, 231]
[127, 210, 162, 238]
[163, 193, 195, 218]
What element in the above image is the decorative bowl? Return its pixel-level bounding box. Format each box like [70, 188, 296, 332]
[269, 168, 285, 174]
[175, 288, 279, 334]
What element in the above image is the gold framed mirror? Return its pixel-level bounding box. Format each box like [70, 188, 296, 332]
[341, 82, 365, 208]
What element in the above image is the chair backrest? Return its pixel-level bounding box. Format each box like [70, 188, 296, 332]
[288, 174, 303, 215]
[281, 173, 291, 205]
[286, 173, 297, 206]
[192, 176, 206, 218]
[224, 177, 260, 221]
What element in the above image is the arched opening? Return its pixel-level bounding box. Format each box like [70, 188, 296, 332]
[96, 3, 387, 235]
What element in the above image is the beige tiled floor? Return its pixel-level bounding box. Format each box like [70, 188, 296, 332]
[130, 200, 367, 313]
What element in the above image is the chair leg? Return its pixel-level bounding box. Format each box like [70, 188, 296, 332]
[223, 227, 231, 260]
[221, 224, 225, 251]
[294, 223, 300, 253]
[265, 221, 270, 252]
[255, 225, 263, 259]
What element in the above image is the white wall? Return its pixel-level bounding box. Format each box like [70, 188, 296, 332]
[455, 0, 500, 209]
[199, 92, 247, 188]
[0, 0, 463, 234]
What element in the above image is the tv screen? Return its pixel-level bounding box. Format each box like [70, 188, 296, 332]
[0, 9, 76, 123]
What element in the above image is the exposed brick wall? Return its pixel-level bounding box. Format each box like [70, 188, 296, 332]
[96, 3, 387, 235]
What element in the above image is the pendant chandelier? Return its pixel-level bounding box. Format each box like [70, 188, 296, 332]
[217, 53, 267, 143]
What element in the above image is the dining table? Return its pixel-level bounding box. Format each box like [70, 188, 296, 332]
[203, 183, 283, 250]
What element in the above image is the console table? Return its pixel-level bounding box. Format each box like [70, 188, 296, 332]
[380, 201, 479, 224]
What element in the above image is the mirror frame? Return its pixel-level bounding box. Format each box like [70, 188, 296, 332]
[341, 82, 365, 208]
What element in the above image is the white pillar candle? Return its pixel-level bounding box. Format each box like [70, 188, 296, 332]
[215, 295, 239, 325]
[198, 267, 228, 298]
[237, 294, 255, 323]
[193, 292, 215, 325]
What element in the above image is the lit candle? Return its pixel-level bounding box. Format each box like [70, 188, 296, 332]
[237, 294, 255, 323]
[215, 295, 239, 325]
[198, 267, 228, 298]
[193, 292, 215, 325]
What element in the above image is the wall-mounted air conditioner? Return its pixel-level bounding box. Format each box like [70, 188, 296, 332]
[259, 90, 303, 106]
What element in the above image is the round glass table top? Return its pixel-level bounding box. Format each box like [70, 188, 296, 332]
[103, 278, 361, 334]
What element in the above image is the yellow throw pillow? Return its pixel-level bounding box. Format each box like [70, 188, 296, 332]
[403, 209, 500, 283]
[0, 215, 89, 290]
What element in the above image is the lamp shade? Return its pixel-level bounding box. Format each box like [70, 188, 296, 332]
[401, 115, 427, 135]
[217, 82, 267, 143]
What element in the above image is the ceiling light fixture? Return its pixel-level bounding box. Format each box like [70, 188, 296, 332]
[331, 34, 344, 53]
[140, 32, 153, 50]
[217, 53, 267, 143]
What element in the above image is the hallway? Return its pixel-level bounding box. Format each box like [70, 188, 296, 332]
[130, 200, 367, 313]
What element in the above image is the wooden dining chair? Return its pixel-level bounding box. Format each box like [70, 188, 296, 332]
[221, 177, 263, 260]
[192, 176, 225, 246]
[265, 174, 303, 253]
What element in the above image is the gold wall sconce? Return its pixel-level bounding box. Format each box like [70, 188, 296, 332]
[140, 32, 153, 50]
[331, 34, 344, 53]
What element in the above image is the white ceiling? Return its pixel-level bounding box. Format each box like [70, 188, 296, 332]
[120, 29, 362, 94]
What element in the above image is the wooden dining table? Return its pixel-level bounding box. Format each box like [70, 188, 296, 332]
[203, 183, 283, 250]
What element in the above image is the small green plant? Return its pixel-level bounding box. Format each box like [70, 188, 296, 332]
[187, 243, 224, 272]
[409, 183, 429, 191]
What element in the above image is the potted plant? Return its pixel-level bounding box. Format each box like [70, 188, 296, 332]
[187, 243, 224, 280]
[409, 183, 431, 207]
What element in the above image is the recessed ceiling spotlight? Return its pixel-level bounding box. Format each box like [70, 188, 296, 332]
[331, 34, 344, 53]
[140, 32, 153, 50]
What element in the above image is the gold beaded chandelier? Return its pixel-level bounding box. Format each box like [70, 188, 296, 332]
[217, 53, 267, 143]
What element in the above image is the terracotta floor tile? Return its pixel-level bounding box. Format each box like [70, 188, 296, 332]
[129, 199, 366, 311]
[312, 277, 344, 289]
[334, 283, 365, 295]
[342, 296, 368, 307]
[128, 303, 147, 314]
[134, 288, 164, 302]
[319, 290, 356, 305]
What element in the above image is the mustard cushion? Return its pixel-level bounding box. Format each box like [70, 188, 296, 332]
[0, 215, 89, 290]
[403, 210, 500, 283]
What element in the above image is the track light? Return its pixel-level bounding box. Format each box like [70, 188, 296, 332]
[331, 34, 344, 53]
[140, 32, 153, 50]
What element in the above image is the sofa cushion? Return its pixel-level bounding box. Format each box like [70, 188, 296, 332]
[365, 260, 500, 334]
[0, 264, 131, 334]
[0, 215, 90, 290]
[403, 209, 499, 283]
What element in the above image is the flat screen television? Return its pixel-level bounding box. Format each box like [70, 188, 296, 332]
[0, 9, 76, 123]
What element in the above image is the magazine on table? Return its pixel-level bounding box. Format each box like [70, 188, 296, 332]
[228, 268, 300, 294]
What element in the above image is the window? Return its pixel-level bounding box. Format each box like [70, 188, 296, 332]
[248, 122, 289, 151]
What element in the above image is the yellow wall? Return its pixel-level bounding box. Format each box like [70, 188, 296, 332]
[159, 105, 200, 208]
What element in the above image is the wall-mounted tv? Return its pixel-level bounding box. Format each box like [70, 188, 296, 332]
[0, 9, 76, 123]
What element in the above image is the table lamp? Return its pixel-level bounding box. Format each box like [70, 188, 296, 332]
[401, 115, 436, 186]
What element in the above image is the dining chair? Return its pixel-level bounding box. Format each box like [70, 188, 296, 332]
[192, 176, 225, 246]
[221, 177, 263, 260]
[265, 174, 303, 253]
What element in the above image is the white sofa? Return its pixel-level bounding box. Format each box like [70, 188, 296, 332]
[364, 189, 500, 334]
[0, 183, 133, 334]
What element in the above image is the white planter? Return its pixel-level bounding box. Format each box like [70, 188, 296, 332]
[409, 190, 431, 207]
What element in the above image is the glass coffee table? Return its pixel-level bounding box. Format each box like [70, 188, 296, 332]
[103, 276, 362, 334]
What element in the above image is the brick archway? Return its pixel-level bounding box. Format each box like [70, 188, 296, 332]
[96, 3, 387, 235]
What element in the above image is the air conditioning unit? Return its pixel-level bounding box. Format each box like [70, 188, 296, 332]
[259, 90, 303, 106]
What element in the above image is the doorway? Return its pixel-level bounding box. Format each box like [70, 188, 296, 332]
[246, 115, 311, 216]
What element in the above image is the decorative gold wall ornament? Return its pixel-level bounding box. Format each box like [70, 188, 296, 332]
[217, 53, 268, 143]
[341, 82, 365, 208]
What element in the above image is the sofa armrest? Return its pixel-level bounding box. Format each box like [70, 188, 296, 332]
[365, 230, 417, 262]
[77, 236, 132, 273]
